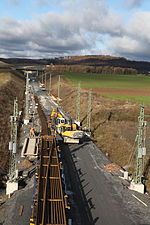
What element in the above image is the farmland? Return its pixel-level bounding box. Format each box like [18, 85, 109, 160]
[65, 72, 150, 104]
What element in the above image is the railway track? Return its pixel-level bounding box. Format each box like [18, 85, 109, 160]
[30, 95, 67, 225]
[36, 136, 67, 225]
[34, 95, 49, 136]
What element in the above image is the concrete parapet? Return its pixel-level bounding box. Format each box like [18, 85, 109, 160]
[6, 180, 18, 197]
[24, 119, 29, 125]
[129, 181, 144, 194]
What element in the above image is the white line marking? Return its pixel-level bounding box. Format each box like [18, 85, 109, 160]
[89, 149, 102, 171]
[132, 194, 148, 207]
[76, 157, 81, 161]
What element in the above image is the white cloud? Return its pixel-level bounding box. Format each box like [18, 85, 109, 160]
[33, 0, 50, 7]
[0, 0, 150, 60]
[127, 12, 150, 43]
[108, 11, 150, 60]
[7, 0, 20, 5]
[109, 36, 140, 54]
[0, 0, 123, 58]
[109, 36, 150, 60]
[124, 0, 144, 8]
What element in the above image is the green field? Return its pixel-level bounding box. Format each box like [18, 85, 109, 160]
[64, 72, 150, 104]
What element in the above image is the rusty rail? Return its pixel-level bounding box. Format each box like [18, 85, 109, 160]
[35, 136, 67, 225]
[31, 94, 67, 225]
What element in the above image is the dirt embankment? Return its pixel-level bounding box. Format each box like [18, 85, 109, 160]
[49, 75, 150, 189]
[0, 72, 25, 176]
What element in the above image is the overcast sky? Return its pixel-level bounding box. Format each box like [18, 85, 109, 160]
[0, 0, 149, 60]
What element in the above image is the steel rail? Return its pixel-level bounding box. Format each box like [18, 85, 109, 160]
[31, 95, 67, 225]
[35, 136, 67, 225]
[41, 139, 53, 225]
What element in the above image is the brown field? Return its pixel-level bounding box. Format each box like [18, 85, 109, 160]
[94, 87, 150, 96]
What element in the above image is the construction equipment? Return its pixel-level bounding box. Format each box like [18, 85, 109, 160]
[50, 108, 84, 143]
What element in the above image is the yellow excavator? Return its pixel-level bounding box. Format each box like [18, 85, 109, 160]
[50, 108, 84, 143]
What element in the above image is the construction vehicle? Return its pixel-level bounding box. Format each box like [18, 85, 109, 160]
[49, 108, 84, 143]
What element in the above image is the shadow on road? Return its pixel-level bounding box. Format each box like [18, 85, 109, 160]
[71, 142, 89, 153]
[60, 142, 99, 225]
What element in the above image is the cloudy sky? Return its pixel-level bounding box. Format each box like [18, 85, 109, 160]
[0, 0, 150, 60]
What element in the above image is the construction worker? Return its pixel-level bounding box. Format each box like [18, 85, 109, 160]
[30, 127, 35, 138]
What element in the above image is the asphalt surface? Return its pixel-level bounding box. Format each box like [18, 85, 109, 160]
[0, 177, 34, 225]
[61, 142, 137, 225]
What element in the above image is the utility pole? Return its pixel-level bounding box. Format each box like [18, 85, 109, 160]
[9, 98, 18, 181]
[49, 73, 52, 95]
[76, 82, 81, 122]
[24, 71, 30, 124]
[57, 75, 61, 105]
[45, 72, 47, 89]
[135, 105, 147, 184]
[42, 71, 44, 84]
[6, 98, 19, 196]
[87, 89, 92, 131]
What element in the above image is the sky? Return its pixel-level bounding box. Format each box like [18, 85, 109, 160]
[0, 0, 150, 60]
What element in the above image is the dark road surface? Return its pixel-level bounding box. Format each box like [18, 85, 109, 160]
[62, 142, 136, 225]
[0, 179, 34, 225]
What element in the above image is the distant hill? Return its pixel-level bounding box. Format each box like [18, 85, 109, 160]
[0, 55, 150, 74]
[55, 55, 150, 74]
[0, 61, 11, 68]
[0, 58, 43, 66]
